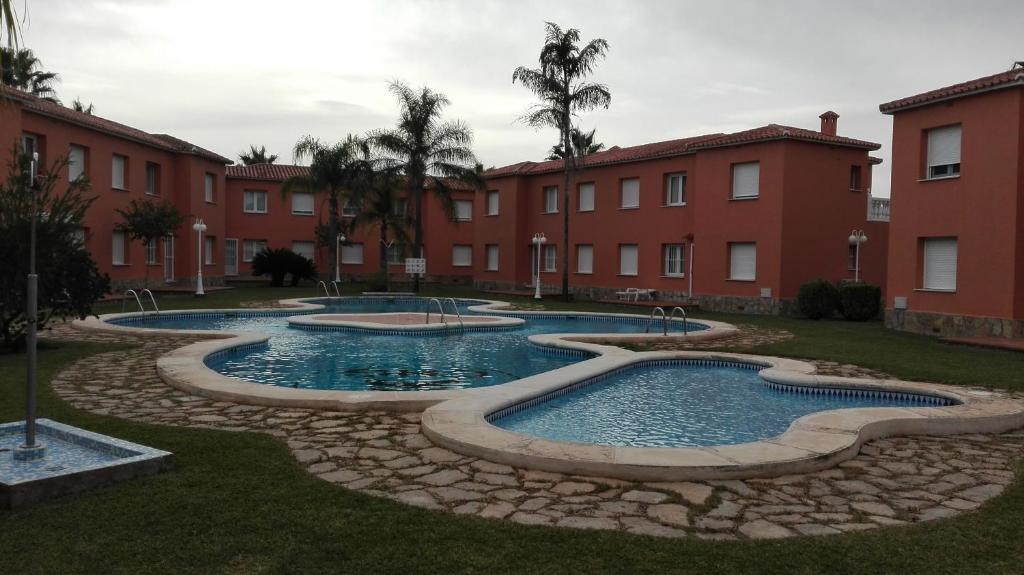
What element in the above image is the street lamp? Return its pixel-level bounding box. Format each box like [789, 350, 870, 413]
[532, 232, 547, 300]
[848, 229, 868, 282]
[193, 218, 207, 296]
[16, 151, 45, 461]
[335, 233, 346, 282]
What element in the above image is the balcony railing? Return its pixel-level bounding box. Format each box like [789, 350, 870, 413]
[867, 195, 890, 222]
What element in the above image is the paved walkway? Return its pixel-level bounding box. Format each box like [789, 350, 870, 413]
[44, 325, 1024, 540]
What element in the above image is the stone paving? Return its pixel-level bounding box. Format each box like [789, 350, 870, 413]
[631, 323, 795, 351]
[44, 324, 1024, 540]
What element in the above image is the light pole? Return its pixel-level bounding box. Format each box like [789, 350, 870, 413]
[193, 218, 207, 296]
[16, 152, 45, 461]
[532, 232, 547, 300]
[335, 233, 346, 282]
[848, 229, 868, 282]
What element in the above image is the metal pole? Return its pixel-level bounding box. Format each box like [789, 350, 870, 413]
[24, 153, 39, 449]
[534, 235, 542, 300]
[688, 243, 694, 298]
[855, 238, 861, 282]
[195, 221, 205, 296]
[335, 235, 341, 282]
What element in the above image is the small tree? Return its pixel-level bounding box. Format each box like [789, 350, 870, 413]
[239, 145, 278, 165]
[251, 247, 317, 287]
[798, 279, 840, 320]
[115, 198, 184, 288]
[286, 252, 318, 287]
[0, 149, 110, 350]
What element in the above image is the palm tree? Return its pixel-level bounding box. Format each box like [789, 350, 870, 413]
[349, 155, 411, 293]
[0, 0, 18, 75]
[547, 127, 605, 161]
[514, 22, 610, 301]
[280, 135, 367, 278]
[239, 145, 278, 165]
[371, 81, 483, 292]
[71, 98, 94, 114]
[0, 47, 60, 103]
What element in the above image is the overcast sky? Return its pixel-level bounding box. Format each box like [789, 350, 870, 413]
[17, 0, 1024, 196]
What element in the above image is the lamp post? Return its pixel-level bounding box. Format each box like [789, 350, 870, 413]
[193, 218, 206, 296]
[848, 229, 868, 282]
[16, 152, 45, 460]
[335, 233, 346, 282]
[532, 232, 547, 300]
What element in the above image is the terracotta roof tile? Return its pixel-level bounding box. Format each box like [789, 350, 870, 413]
[879, 68, 1024, 113]
[225, 163, 311, 181]
[689, 124, 881, 151]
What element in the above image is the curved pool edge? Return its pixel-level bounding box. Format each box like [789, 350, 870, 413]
[69, 296, 737, 412]
[420, 351, 1024, 481]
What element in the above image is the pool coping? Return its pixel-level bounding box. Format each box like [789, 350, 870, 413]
[71, 297, 737, 412]
[419, 351, 1024, 481]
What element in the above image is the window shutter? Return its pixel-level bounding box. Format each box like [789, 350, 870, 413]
[923, 238, 957, 290]
[455, 200, 473, 221]
[927, 125, 961, 168]
[578, 183, 595, 211]
[292, 241, 315, 260]
[732, 163, 760, 198]
[341, 244, 364, 264]
[112, 231, 125, 265]
[205, 174, 215, 202]
[621, 178, 640, 208]
[111, 155, 125, 189]
[452, 245, 472, 266]
[487, 191, 499, 215]
[619, 245, 638, 276]
[292, 193, 314, 214]
[576, 245, 593, 274]
[486, 245, 499, 270]
[729, 243, 757, 280]
[69, 146, 86, 180]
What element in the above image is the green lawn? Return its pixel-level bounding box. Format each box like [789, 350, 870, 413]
[2, 285, 1021, 574]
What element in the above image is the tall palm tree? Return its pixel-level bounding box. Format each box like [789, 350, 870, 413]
[0, 0, 18, 76]
[71, 98, 95, 114]
[280, 135, 367, 277]
[547, 127, 605, 161]
[371, 81, 483, 292]
[0, 47, 60, 103]
[239, 144, 278, 165]
[514, 22, 610, 301]
[349, 155, 411, 293]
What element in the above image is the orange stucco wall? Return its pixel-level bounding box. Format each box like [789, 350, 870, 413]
[885, 87, 1023, 321]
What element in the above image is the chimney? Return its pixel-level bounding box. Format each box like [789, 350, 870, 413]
[819, 111, 839, 136]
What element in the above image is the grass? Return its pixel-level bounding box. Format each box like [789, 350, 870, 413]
[3, 284, 1020, 573]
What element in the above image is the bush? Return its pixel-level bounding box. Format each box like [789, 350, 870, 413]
[797, 279, 839, 319]
[838, 282, 882, 321]
[252, 248, 318, 287]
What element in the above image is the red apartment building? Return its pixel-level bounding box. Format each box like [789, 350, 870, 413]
[477, 113, 890, 313]
[880, 66, 1024, 338]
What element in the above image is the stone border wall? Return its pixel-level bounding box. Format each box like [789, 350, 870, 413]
[886, 309, 1024, 338]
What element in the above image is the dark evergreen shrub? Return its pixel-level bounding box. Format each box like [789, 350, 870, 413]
[838, 282, 882, 321]
[797, 279, 839, 319]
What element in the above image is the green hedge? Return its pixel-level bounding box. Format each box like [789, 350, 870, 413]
[797, 279, 839, 319]
[838, 282, 882, 321]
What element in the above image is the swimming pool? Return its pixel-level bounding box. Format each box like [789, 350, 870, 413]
[110, 298, 709, 392]
[492, 360, 955, 448]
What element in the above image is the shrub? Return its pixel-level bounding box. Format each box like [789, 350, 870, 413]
[287, 252, 318, 287]
[797, 279, 839, 319]
[253, 248, 318, 287]
[838, 282, 882, 321]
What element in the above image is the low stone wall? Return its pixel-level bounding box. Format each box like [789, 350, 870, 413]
[886, 309, 1024, 338]
[110, 276, 225, 292]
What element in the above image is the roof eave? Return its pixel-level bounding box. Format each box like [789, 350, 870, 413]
[879, 77, 1024, 114]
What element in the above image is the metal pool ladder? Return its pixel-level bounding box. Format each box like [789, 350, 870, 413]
[140, 289, 159, 313]
[122, 289, 158, 314]
[329, 281, 342, 298]
[668, 306, 688, 336]
[645, 306, 667, 335]
[426, 297, 446, 326]
[445, 297, 465, 331]
[316, 281, 337, 299]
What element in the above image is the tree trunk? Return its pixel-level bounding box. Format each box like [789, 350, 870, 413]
[328, 190, 340, 281]
[143, 239, 151, 289]
[412, 180, 424, 293]
[380, 218, 391, 293]
[561, 112, 574, 302]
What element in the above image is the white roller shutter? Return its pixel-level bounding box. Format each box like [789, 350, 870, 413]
[729, 243, 757, 280]
[455, 200, 473, 221]
[112, 231, 126, 265]
[486, 245, 499, 270]
[576, 245, 593, 274]
[578, 183, 595, 212]
[486, 191, 499, 215]
[620, 178, 640, 208]
[69, 145, 86, 181]
[452, 245, 472, 266]
[731, 162, 760, 198]
[341, 243, 364, 264]
[292, 241, 315, 260]
[292, 193, 314, 215]
[619, 244, 638, 276]
[923, 238, 957, 290]
[927, 125, 961, 168]
[111, 155, 126, 189]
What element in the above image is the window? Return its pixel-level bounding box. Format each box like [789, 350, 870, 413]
[204, 173, 216, 202]
[731, 162, 760, 199]
[620, 178, 640, 208]
[243, 239, 267, 262]
[145, 240, 158, 265]
[576, 244, 593, 274]
[69, 145, 87, 181]
[73, 227, 87, 247]
[578, 182, 595, 212]
[619, 244, 638, 276]
[204, 236, 215, 265]
[112, 230, 127, 265]
[292, 241, 315, 260]
[244, 189, 268, 213]
[665, 173, 686, 205]
[926, 125, 961, 179]
[342, 200, 359, 217]
[392, 199, 407, 217]
[292, 192, 314, 215]
[729, 242, 757, 280]
[452, 245, 473, 267]
[341, 243, 364, 264]
[454, 199, 473, 221]
[486, 191, 500, 215]
[145, 162, 159, 195]
[849, 165, 862, 191]
[543, 186, 558, 213]
[111, 154, 127, 190]
[486, 244, 499, 271]
[922, 238, 957, 291]
[543, 245, 557, 272]
[664, 244, 685, 277]
[21, 134, 37, 160]
[848, 245, 858, 271]
[387, 244, 404, 265]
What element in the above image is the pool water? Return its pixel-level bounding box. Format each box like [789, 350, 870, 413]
[493, 363, 948, 448]
[113, 298, 706, 392]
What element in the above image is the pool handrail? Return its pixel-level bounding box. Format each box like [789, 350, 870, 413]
[121, 289, 145, 313]
[646, 306, 667, 335]
[316, 281, 332, 299]
[668, 306, 688, 336]
[139, 289, 159, 313]
[426, 298, 446, 326]
[329, 281, 342, 298]
[445, 297, 465, 331]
